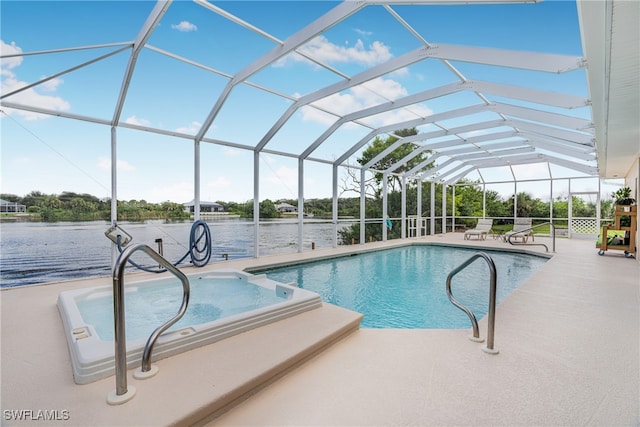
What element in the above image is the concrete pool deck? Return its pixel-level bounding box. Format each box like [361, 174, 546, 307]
[1, 233, 639, 426]
[209, 234, 640, 426]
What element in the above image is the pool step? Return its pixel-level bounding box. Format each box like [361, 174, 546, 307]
[125, 303, 363, 426]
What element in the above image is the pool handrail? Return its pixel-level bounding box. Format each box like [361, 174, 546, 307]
[445, 252, 499, 354]
[108, 243, 190, 405]
[506, 222, 560, 252]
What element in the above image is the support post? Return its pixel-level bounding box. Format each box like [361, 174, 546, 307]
[298, 158, 304, 252]
[452, 184, 456, 232]
[430, 181, 435, 235]
[253, 151, 260, 258]
[360, 169, 366, 244]
[382, 172, 388, 241]
[401, 175, 406, 238]
[110, 126, 118, 269]
[482, 183, 486, 218]
[332, 165, 338, 248]
[442, 184, 447, 234]
[194, 140, 200, 221]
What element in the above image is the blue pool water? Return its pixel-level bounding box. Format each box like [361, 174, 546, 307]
[259, 245, 547, 329]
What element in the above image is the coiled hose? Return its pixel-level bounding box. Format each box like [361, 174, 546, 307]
[117, 220, 212, 273]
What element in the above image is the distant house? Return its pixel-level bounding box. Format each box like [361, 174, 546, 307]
[0, 199, 26, 213]
[183, 200, 224, 214]
[276, 202, 297, 213]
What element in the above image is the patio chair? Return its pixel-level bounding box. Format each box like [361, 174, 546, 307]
[505, 218, 534, 243]
[464, 218, 493, 240]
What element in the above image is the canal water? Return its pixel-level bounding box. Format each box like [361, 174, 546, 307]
[0, 218, 348, 287]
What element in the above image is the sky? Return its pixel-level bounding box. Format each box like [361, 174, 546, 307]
[0, 0, 609, 204]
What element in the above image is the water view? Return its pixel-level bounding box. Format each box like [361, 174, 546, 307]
[0, 218, 347, 287]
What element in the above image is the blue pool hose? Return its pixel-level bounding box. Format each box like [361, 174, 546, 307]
[116, 220, 212, 273]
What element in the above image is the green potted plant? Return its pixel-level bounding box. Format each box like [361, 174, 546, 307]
[612, 187, 636, 232]
[612, 186, 636, 208]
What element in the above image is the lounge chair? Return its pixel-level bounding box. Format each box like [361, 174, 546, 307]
[464, 218, 493, 240]
[505, 218, 534, 243]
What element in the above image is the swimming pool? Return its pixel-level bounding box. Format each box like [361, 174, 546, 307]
[57, 270, 322, 384]
[256, 245, 548, 329]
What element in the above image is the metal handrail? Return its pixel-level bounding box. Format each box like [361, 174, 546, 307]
[109, 244, 190, 403]
[446, 252, 499, 354]
[506, 222, 560, 252]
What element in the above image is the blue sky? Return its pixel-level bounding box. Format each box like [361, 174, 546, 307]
[1, 0, 603, 204]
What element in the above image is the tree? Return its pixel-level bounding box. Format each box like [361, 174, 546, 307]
[336, 129, 434, 243]
[506, 192, 538, 218]
[69, 197, 93, 213]
[570, 196, 597, 218]
[455, 184, 485, 218]
[531, 198, 551, 219]
[0, 193, 20, 203]
[357, 128, 430, 193]
[259, 199, 279, 218]
[485, 190, 509, 218]
[44, 196, 62, 209]
[237, 199, 280, 219]
[341, 128, 432, 197]
[21, 191, 48, 208]
[160, 201, 188, 219]
[600, 198, 615, 219]
[552, 196, 568, 220]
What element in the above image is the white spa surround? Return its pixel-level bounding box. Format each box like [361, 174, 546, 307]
[57, 270, 322, 384]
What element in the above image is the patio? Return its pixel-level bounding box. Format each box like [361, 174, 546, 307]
[2, 233, 636, 426]
[207, 233, 639, 426]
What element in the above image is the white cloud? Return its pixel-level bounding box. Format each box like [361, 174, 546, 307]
[364, 103, 433, 127]
[353, 77, 407, 102]
[1, 40, 70, 121]
[276, 36, 392, 68]
[0, 40, 23, 69]
[171, 21, 198, 32]
[354, 28, 372, 37]
[175, 121, 202, 134]
[39, 77, 63, 92]
[323, 77, 406, 113]
[299, 76, 430, 127]
[124, 115, 151, 126]
[0, 72, 69, 119]
[299, 92, 358, 126]
[97, 157, 136, 172]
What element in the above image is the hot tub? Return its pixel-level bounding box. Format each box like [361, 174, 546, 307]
[57, 270, 322, 384]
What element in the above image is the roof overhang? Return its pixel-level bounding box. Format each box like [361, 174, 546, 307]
[577, 0, 640, 179]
